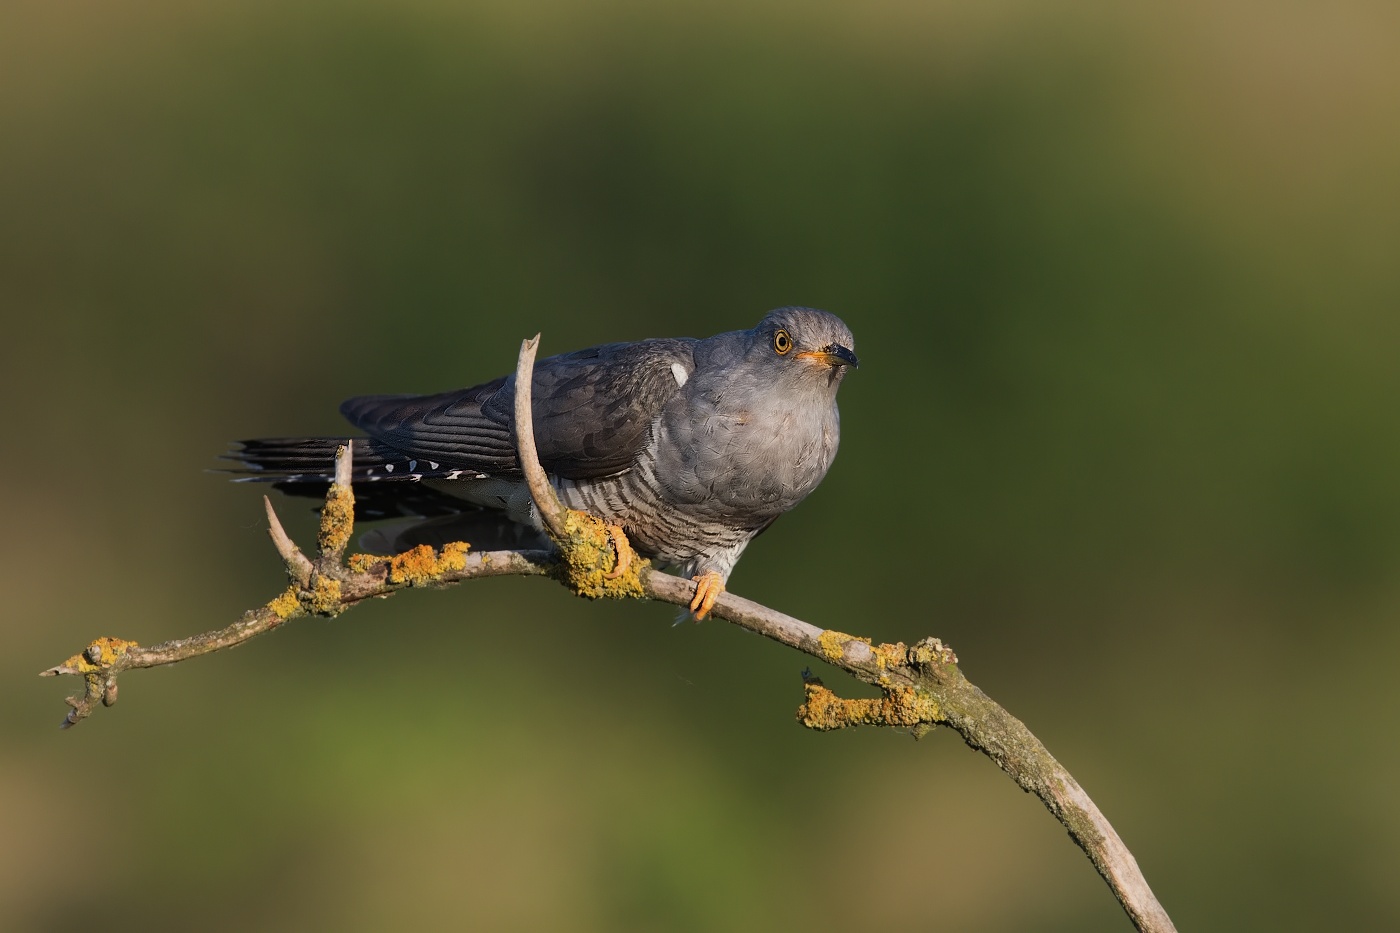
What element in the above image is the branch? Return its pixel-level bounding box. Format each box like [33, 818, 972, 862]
[514, 334, 568, 539]
[42, 337, 1176, 933]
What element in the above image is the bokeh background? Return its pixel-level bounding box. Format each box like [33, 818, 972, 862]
[5, 1, 1399, 930]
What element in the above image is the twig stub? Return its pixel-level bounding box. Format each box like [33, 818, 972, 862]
[513, 335, 568, 540]
[265, 496, 313, 585]
[316, 443, 355, 561]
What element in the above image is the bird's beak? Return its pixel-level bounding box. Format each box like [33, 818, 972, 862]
[797, 344, 860, 369]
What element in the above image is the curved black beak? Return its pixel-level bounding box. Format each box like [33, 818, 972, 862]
[824, 344, 860, 369]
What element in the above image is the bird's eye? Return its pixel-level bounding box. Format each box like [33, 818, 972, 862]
[773, 329, 793, 355]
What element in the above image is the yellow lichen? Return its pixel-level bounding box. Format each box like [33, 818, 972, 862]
[346, 552, 384, 575]
[909, 637, 959, 667]
[385, 540, 471, 586]
[267, 587, 302, 620]
[871, 641, 908, 672]
[883, 685, 942, 727]
[61, 636, 139, 673]
[817, 629, 870, 661]
[387, 545, 439, 585]
[317, 483, 355, 556]
[796, 681, 942, 732]
[552, 509, 647, 600]
[439, 540, 469, 572]
[306, 575, 343, 615]
[795, 681, 854, 731]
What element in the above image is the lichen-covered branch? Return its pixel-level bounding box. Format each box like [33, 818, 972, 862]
[40, 457, 555, 727]
[41, 336, 1176, 933]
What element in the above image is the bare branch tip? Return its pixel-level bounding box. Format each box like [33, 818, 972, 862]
[333, 442, 353, 487]
[513, 332, 567, 539]
[317, 444, 357, 562]
[264, 496, 313, 582]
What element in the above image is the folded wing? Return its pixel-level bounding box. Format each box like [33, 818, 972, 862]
[339, 338, 697, 481]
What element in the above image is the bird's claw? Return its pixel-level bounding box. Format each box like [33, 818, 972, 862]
[604, 524, 634, 579]
[688, 571, 725, 621]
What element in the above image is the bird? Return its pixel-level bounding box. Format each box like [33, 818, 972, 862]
[225, 306, 858, 619]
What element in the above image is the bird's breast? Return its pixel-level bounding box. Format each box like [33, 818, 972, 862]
[653, 392, 840, 521]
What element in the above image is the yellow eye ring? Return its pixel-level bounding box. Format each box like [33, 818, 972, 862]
[773, 329, 793, 355]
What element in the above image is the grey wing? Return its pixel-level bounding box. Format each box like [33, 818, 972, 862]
[340, 378, 516, 475]
[340, 338, 697, 481]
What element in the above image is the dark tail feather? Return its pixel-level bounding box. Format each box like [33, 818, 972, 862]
[223, 437, 390, 482]
[272, 479, 481, 521]
[222, 437, 488, 484]
[221, 437, 491, 522]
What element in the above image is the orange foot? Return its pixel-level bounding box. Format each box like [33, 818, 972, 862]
[604, 524, 635, 580]
[689, 571, 725, 621]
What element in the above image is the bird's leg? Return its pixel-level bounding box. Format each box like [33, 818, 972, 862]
[689, 571, 725, 621]
[604, 524, 635, 580]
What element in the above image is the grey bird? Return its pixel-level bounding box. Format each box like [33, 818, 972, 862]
[226, 306, 858, 618]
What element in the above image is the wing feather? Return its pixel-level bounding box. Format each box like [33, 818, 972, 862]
[340, 338, 696, 480]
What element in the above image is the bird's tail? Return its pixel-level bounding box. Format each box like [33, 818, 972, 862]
[223, 436, 392, 484]
[224, 437, 489, 484]
[220, 437, 485, 521]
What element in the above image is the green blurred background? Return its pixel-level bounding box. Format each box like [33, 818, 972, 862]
[5, 1, 1399, 929]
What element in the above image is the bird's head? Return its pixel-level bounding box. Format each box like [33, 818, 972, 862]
[752, 307, 859, 391]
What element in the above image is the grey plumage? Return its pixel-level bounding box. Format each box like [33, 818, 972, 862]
[228, 306, 857, 587]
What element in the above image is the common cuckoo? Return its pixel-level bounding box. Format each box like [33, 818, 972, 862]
[227, 306, 858, 618]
